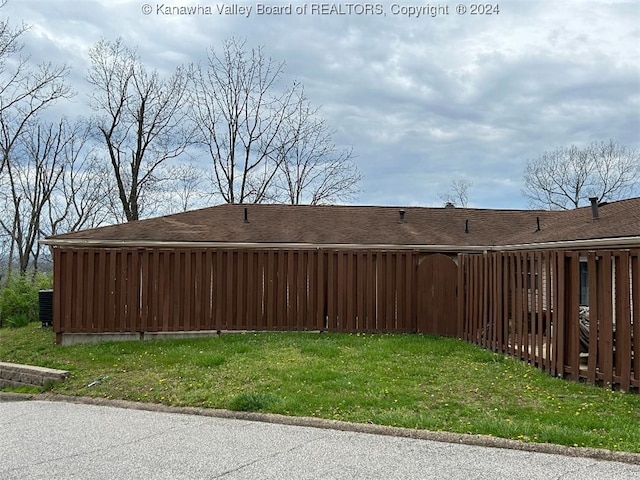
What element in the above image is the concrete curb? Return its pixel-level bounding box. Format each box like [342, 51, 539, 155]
[2, 391, 639, 466]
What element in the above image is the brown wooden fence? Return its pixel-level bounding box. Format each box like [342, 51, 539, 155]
[53, 247, 462, 343]
[458, 249, 640, 392]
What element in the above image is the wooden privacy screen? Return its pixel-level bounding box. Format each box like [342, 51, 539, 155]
[459, 249, 640, 392]
[53, 247, 457, 341]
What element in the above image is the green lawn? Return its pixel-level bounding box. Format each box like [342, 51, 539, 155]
[2, 323, 640, 453]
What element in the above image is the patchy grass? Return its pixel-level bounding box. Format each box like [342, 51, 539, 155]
[2, 323, 640, 452]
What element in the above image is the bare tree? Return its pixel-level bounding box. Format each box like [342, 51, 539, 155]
[589, 140, 640, 203]
[87, 38, 193, 221]
[0, 118, 111, 274]
[523, 140, 640, 209]
[0, 2, 71, 275]
[45, 119, 114, 236]
[0, 119, 68, 274]
[0, 1, 70, 176]
[156, 162, 213, 214]
[190, 38, 299, 204]
[439, 178, 472, 207]
[272, 91, 360, 204]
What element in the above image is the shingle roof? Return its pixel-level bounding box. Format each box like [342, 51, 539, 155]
[44, 197, 640, 249]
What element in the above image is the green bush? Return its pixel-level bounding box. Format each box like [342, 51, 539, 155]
[0, 273, 52, 328]
[5, 313, 30, 328]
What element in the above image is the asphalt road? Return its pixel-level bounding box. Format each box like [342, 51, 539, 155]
[2, 399, 640, 479]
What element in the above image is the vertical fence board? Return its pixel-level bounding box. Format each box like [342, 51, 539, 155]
[600, 252, 614, 386]
[566, 252, 580, 381]
[523, 252, 532, 363]
[243, 250, 254, 330]
[368, 252, 377, 331]
[470, 255, 478, 345]
[193, 250, 203, 331]
[554, 251, 565, 377]
[480, 254, 488, 349]
[615, 252, 631, 391]
[500, 254, 509, 354]
[182, 249, 192, 332]
[317, 250, 327, 330]
[151, 249, 161, 332]
[514, 252, 524, 358]
[130, 250, 141, 332]
[247, 251, 257, 329]
[355, 251, 365, 331]
[84, 250, 96, 334]
[345, 252, 354, 332]
[462, 255, 468, 341]
[106, 250, 117, 333]
[307, 251, 316, 330]
[457, 255, 465, 338]
[65, 251, 79, 333]
[336, 251, 345, 332]
[326, 251, 335, 330]
[159, 250, 169, 331]
[543, 252, 551, 372]
[535, 252, 544, 367]
[64, 250, 75, 332]
[406, 252, 416, 332]
[388, 252, 396, 332]
[387, 253, 396, 331]
[278, 251, 287, 330]
[265, 251, 274, 330]
[119, 250, 127, 332]
[507, 254, 515, 357]
[296, 251, 305, 330]
[141, 250, 150, 331]
[632, 250, 640, 388]
[223, 251, 233, 330]
[587, 252, 599, 385]
[468, 256, 476, 343]
[237, 250, 247, 329]
[73, 250, 84, 332]
[489, 254, 497, 351]
[53, 248, 63, 340]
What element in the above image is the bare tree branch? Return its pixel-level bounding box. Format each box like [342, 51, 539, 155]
[270, 90, 360, 205]
[190, 38, 300, 204]
[191, 39, 360, 205]
[438, 178, 472, 207]
[45, 118, 114, 235]
[522, 140, 640, 209]
[0, 119, 69, 273]
[153, 162, 214, 214]
[0, 4, 70, 176]
[87, 37, 194, 221]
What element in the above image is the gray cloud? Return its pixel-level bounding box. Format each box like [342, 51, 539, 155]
[3, 0, 638, 209]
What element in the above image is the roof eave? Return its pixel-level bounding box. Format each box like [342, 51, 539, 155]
[497, 236, 640, 251]
[40, 235, 640, 251]
[40, 238, 491, 252]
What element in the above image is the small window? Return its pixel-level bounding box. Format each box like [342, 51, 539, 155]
[579, 260, 589, 306]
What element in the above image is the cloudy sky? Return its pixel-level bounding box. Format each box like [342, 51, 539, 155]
[3, 0, 639, 209]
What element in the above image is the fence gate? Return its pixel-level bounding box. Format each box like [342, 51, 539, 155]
[417, 254, 458, 335]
